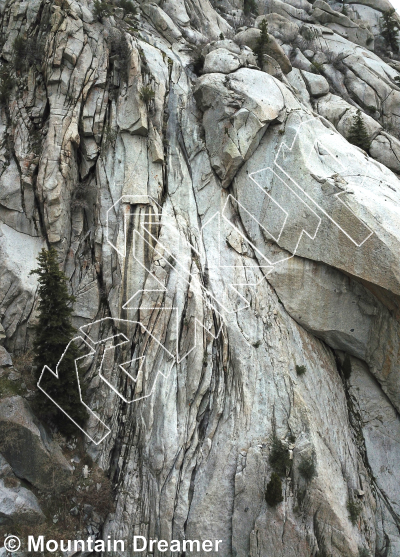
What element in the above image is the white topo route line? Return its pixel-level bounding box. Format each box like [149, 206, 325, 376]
[38, 120, 375, 443]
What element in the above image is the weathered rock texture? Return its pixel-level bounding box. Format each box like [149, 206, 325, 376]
[0, 0, 400, 555]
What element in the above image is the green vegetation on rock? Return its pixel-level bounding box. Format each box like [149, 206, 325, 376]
[298, 455, 316, 481]
[243, 0, 258, 16]
[265, 472, 283, 506]
[381, 9, 399, 54]
[30, 248, 87, 436]
[347, 110, 371, 152]
[347, 498, 362, 526]
[269, 435, 291, 476]
[254, 18, 269, 67]
[296, 364, 307, 376]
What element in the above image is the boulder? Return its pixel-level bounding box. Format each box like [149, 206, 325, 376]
[261, 54, 283, 79]
[194, 68, 285, 187]
[264, 35, 292, 74]
[0, 482, 45, 525]
[291, 47, 313, 72]
[267, 257, 400, 413]
[268, 257, 378, 361]
[313, 51, 328, 65]
[162, 0, 231, 40]
[343, 55, 396, 100]
[0, 347, 12, 368]
[203, 48, 241, 74]
[317, 95, 400, 179]
[275, 0, 313, 11]
[339, 54, 400, 137]
[234, 28, 292, 74]
[346, 0, 393, 12]
[337, 107, 382, 143]
[203, 39, 241, 57]
[313, 0, 359, 28]
[141, 3, 182, 43]
[234, 27, 262, 51]
[350, 4, 383, 36]
[301, 70, 330, 97]
[0, 454, 15, 480]
[370, 133, 400, 173]
[303, 49, 315, 60]
[161, 0, 191, 27]
[0, 397, 73, 493]
[235, 111, 400, 300]
[238, 46, 258, 67]
[315, 93, 351, 127]
[255, 13, 299, 44]
[286, 68, 312, 108]
[312, 0, 374, 48]
[259, 0, 313, 22]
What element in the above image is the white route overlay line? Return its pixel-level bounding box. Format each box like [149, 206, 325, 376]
[79, 316, 176, 404]
[230, 176, 322, 269]
[272, 117, 374, 247]
[201, 210, 274, 271]
[37, 337, 111, 445]
[39, 118, 378, 442]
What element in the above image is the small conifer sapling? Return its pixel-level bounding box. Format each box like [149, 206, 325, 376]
[347, 110, 370, 152]
[254, 18, 269, 68]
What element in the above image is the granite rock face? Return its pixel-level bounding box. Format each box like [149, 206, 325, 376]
[0, 397, 73, 493]
[0, 482, 45, 526]
[0, 0, 400, 555]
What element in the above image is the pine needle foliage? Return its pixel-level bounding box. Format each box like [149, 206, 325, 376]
[12, 35, 43, 72]
[347, 110, 370, 152]
[347, 498, 362, 525]
[296, 364, 307, 376]
[13, 35, 26, 72]
[381, 9, 399, 54]
[265, 472, 284, 506]
[269, 436, 291, 477]
[119, 0, 137, 15]
[243, 0, 258, 16]
[94, 0, 113, 19]
[254, 18, 269, 67]
[109, 30, 131, 84]
[140, 85, 155, 104]
[0, 66, 14, 104]
[298, 456, 316, 481]
[30, 248, 87, 436]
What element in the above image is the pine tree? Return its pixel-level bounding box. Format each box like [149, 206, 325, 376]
[30, 247, 87, 435]
[381, 9, 399, 54]
[347, 110, 371, 152]
[243, 0, 258, 16]
[254, 18, 269, 67]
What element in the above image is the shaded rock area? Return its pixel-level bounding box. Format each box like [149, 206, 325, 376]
[0, 397, 73, 493]
[0, 453, 45, 526]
